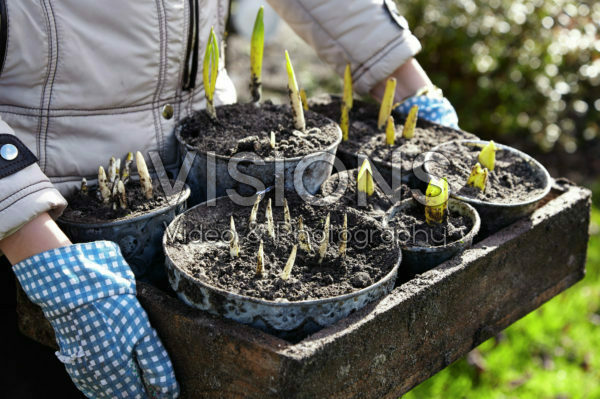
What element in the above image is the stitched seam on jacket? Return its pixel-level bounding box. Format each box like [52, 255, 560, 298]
[159, 0, 169, 158]
[0, 180, 48, 208]
[185, 1, 196, 119]
[174, 0, 190, 123]
[217, 0, 224, 39]
[0, 156, 37, 180]
[288, 1, 411, 88]
[354, 35, 407, 84]
[2, 0, 11, 78]
[171, 0, 190, 153]
[0, 107, 187, 118]
[158, 0, 169, 159]
[151, 0, 167, 160]
[356, 39, 406, 81]
[0, 92, 196, 114]
[0, 185, 56, 216]
[288, 1, 355, 66]
[0, 108, 162, 118]
[38, 0, 53, 168]
[44, 0, 60, 175]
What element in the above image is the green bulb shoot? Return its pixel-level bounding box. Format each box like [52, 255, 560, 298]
[203, 27, 219, 119]
[250, 6, 264, 103]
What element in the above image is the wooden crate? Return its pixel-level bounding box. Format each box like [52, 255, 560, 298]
[17, 181, 591, 399]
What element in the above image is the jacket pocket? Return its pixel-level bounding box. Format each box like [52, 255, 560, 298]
[0, 0, 7, 76]
[182, 0, 199, 91]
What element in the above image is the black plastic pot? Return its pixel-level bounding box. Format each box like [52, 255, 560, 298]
[423, 140, 552, 235]
[383, 198, 480, 275]
[58, 185, 190, 282]
[162, 193, 401, 340]
[174, 109, 342, 206]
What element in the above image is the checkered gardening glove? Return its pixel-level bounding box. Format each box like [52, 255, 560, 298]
[396, 86, 459, 129]
[13, 241, 180, 399]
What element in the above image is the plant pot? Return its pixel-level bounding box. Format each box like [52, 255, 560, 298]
[163, 193, 401, 340]
[382, 198, 480, 276]
[308, 94, 478, 188]
[58, 185, 190, 282]
[316, 168, 412, 222]
[175, 102, 342, 206]
[423, 140, 552, 235]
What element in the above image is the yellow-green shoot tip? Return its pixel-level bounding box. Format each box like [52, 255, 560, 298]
[385, 115, 395, 145]
[285, 50, 305, 131]
[343, 64, 353, 110]
[425, 177, 449, 225]
[250, 7, 264, 102]
[203, 27, 219, 118]
[478, 140, 497, 171]
[377, 78, 397, 130]
[357, 159, 375, 196]
[467, 162, 489, 192]
[403, 105, 419, 139]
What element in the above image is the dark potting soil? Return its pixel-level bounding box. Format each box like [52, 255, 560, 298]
[318, 169, 412, 220]
[61, 181, 183, 224]
[308, 94, 478, 172]
[387, 202, 473, 248]
[166, 194, 398, 301]
[308, 95, 379, 156]
[361, 124, 478, 172]
[178, 101, 339, 158]
[427, 141, 547, 203]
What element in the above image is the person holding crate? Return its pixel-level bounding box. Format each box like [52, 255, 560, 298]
[0, 0, 457, 396]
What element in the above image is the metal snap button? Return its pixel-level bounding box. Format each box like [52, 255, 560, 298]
[162, 104, 174, 120]
[0, 143, 18, 161]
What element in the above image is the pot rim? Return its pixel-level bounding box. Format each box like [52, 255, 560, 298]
[313, 93, 473, 137]
[313, 94, 476, 167]
[163, 195, 401, 308]
[423, 139, 552, 208]
[174, 104, 343, 163]
[58, 184, 191, 228]
[382, 197, 481, 251]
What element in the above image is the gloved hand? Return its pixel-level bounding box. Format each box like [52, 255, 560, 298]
[13, 241, 179, 399]
[395, 86, 459, 129]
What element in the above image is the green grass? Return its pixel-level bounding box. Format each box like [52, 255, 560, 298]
[404, 186, 600, 399]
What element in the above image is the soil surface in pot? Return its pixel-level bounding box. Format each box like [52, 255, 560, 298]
[309, 95, 380, 157]
[166, 195, 398, 301]
[178, 101, 339, 158]
[308, 94, 477, 171]
[427, 141, 547, 203]
[387, 202, 473, 247]
[61, 181, 184, 224]
[318, 169, 411, 220]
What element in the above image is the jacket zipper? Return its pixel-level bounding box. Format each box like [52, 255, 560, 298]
[0, 0, 8, 76]
[182, 0, 199, 91]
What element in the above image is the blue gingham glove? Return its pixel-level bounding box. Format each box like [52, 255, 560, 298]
[13, 241, 179, 399]
[396, 94, 459, 129]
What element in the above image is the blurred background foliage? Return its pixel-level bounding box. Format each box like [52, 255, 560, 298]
[394, 0, 600, 181]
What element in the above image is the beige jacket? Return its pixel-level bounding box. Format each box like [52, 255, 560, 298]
[0, 0, 421, 240]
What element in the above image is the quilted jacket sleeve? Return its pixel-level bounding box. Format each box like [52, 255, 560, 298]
[0, 117, 67, 241]
[266, 0, 422, 95]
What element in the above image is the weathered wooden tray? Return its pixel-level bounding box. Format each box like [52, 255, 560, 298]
[16, 181, 591, 399]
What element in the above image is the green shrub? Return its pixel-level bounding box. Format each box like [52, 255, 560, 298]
[395, 0, 600, 153]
